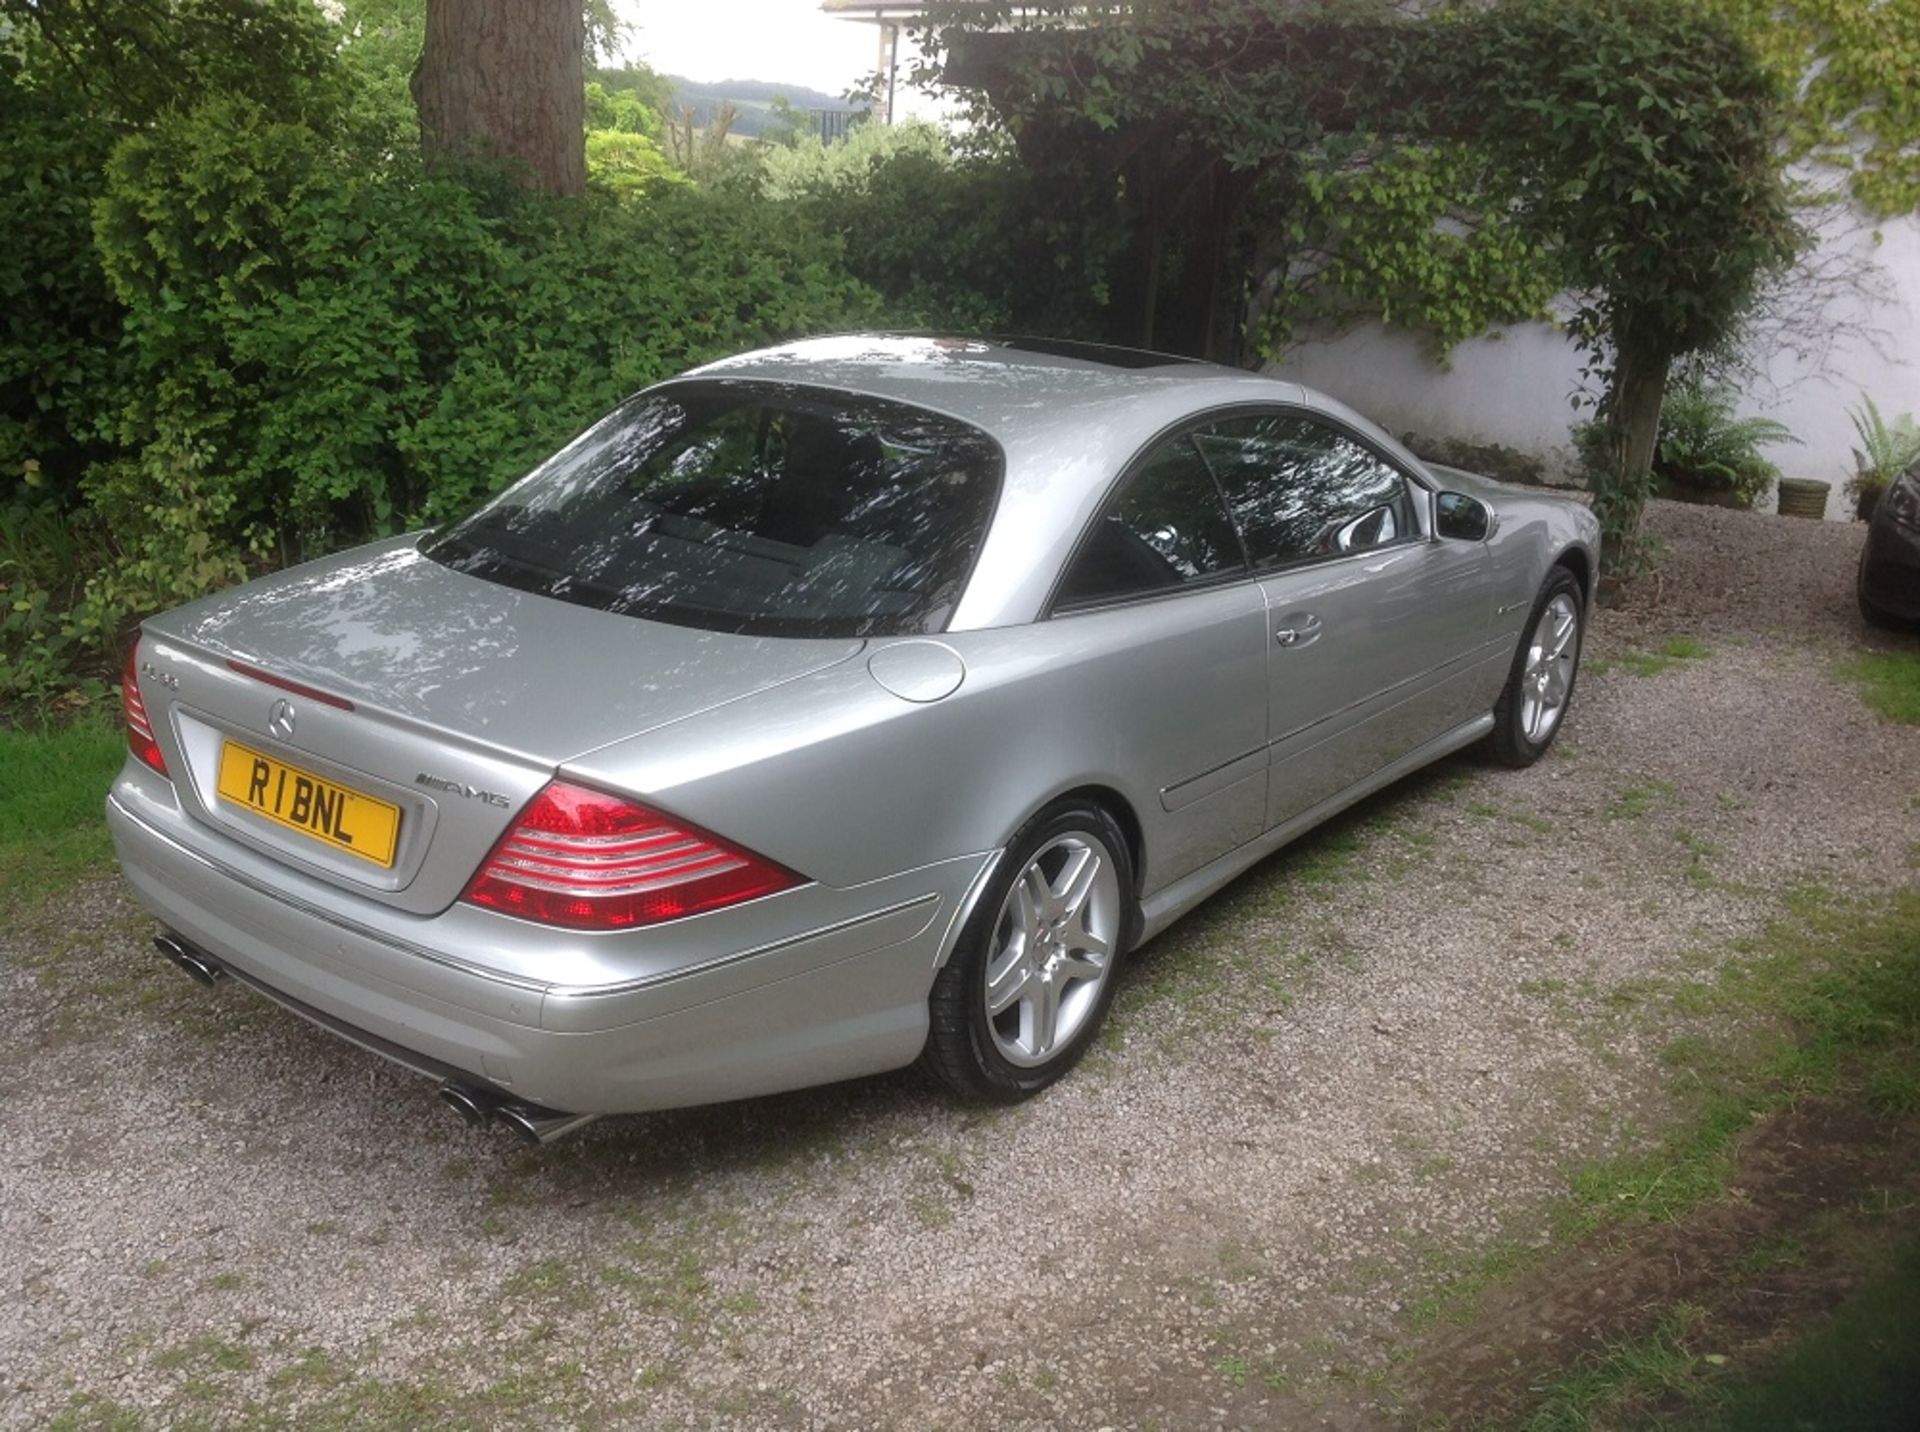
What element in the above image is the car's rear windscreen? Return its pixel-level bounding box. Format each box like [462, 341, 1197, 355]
[423, 381, 1004, 638]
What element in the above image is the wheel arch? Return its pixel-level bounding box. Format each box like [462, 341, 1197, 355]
[1054, 782, 1147, 900]
[1553, 544, 1594, 605]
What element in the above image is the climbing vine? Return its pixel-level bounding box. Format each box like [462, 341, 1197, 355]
[1707, 0, 1920, 215]
[1250, 138, 1561, 359]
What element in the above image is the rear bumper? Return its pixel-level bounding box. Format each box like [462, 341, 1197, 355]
[107, 776, 993, 1115]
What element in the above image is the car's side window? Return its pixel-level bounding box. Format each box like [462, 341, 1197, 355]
[1056, 432, 1246, 606]
[1195, 413, 1418, 569]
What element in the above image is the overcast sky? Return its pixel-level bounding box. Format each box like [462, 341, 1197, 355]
[614, 1, 881, 94]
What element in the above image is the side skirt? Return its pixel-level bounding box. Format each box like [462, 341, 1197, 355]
[1135, 712, 1496, 943]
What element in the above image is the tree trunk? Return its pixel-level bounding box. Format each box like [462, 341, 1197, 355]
[1591, 337, 1670, 576]
[414, 0, 585, 197]
[1606, 349, 1667, 485]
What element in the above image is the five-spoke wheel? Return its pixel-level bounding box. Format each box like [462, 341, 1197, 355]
[1519, 591, 1580, 744]
[923, 799, 1135, 1099]
[1488, 566, 1585, 767]
[983, 833, 1121, 1067]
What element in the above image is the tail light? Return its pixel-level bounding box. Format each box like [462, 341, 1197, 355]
[461, 781, 802, 931]
[122, 644, 169, 777]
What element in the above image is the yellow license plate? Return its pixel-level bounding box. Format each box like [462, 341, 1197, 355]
[216, 740, 401, 868]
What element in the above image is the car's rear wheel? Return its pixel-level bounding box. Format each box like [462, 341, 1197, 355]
[922, 799, 1135, 1101]
[1485, 567, 1584, 768]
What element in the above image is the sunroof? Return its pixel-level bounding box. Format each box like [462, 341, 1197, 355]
[993, 336, 1205, 370]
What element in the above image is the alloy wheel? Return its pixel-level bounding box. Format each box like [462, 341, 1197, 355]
[982, 833, 1122, 1068]
[1520, 592, 1580, 743]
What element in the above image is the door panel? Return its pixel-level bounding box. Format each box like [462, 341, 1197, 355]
[1259, 541, 1489, 825]
[1188, 407, 1492, 828]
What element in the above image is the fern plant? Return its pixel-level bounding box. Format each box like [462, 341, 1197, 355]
[1844, 395, 1920, 519]
[1653, 378, 1797, 508]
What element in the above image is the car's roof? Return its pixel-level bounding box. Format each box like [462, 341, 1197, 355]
[686, 333, 1288, 445]
[681, 334, 1429, 630]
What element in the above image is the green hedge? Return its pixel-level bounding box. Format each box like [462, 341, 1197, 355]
[91, 96, 882, 556]
[0, 53, 126, 494]
[2, 84, 884, 704]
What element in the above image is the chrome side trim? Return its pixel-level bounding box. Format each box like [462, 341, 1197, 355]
[1266, 641, 1494, 752]
[930, 848, 1005, 971]
[1137, 712, 1496, 941]
[1159, 745, 1268, 813]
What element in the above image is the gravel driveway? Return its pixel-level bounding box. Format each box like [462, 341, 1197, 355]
[3, 500, 1916, 1429]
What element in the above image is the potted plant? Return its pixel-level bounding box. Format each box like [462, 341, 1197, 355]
[1652, 376, 1796, 510]
[1844, 395, 1920, 521]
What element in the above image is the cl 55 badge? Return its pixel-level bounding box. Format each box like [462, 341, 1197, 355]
[414, 773, 511, 808]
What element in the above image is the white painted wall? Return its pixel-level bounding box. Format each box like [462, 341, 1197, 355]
[1270, 208, 1920, 522]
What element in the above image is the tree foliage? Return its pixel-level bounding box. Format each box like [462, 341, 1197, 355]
[909, 0, 1802, 569]
[0, 48, 123, 491]
[1706, 0, 1920, 215]
[1438, 0, 1802, 567]
[0, 0, 341, 119]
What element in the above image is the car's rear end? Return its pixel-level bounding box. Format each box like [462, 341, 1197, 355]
[107, 378, 1012, 1133]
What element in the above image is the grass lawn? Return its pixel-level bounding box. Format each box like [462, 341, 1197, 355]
[1420, 887, 1920, 1426]
[1711, 1236, 1920, 1429]
[1842, 650, 1920, 725]
[0, 718, 128, 904]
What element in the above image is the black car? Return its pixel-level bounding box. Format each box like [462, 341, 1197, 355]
[1860, 462, 1920, 628]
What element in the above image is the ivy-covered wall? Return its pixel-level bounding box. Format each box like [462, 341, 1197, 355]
[1274, 208, 1920, 519]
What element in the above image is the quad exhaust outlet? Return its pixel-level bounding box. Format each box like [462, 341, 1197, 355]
[437, 1080, 599, 1146]
[154, 932, 226, 985]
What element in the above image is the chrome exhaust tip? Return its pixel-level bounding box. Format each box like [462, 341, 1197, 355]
[493, 1104, 600, 1146]
[437, 1080, 498, 1129]
[153, 933, 225, 986]
[439, 1081, 595, 1144]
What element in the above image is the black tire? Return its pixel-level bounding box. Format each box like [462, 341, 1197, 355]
[921, 797, 1137, 1102]
[1859, 548, 1906, 630]
[1484, 566, 1585, 768]
[1860, 589, 1900, 630]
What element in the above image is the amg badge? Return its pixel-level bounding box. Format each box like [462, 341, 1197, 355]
[414, 773, 511, 808]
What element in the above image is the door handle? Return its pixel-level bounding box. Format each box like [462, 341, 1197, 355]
[1274, 613, 1323, 648]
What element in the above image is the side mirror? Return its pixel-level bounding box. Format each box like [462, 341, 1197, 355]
[1435, 491, 1495, 542]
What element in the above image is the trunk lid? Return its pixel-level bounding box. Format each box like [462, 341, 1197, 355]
[142, 537, 862, 914]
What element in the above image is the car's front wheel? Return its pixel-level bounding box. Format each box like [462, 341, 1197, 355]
[922, 798, 1135, 1101]
[1485, 566, 1585, 767]
[1859, 546, 1908, 630]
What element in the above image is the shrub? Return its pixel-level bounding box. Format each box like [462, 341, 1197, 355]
[586, 128, 685, 199]
[1653, 377, 1796, 509]
[757, 118, 953, 202]
[0, 53, 128, 496]
[90, 96, 882, 560]
[1844, 396, 1920, 520]
[0, 96, 886, 704]
[787, 139, 1123, 338]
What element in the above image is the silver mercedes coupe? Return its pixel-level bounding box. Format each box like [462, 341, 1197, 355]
[109, 335, 1599, 1143]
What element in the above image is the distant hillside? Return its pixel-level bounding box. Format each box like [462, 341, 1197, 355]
[662, 75, 867, 138]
